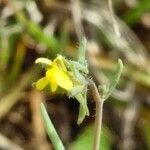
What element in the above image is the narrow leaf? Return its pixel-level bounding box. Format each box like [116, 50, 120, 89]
[69, 85, 85, 97]
[78, 37, 87, 64]
[75, 93, 89, 125]
[100, 59, 123, 100]
[40, 103, 65, 150]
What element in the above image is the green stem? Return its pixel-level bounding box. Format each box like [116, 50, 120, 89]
[94, 100, 104, 150]
[40, 103, 65, 150]
[90, 81, 104, 150]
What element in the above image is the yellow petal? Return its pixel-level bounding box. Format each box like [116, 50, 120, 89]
[46, 65, 73, 92]
[36, 77, 48, 90]
[46, 68, 58, 92]
[50, 81, 58, 92]
[57, 69, 73, 91]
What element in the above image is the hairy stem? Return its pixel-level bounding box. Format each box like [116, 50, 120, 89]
[90, 81, 104, 150]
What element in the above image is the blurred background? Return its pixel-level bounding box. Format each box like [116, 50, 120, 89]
[0, 0, 150, 150]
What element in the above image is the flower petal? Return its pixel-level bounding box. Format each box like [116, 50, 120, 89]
[46, 68, 58, 92]
[35, 58, 52, 66]
[53, 55, 67, 71]
[36, 77, 48, 90]
[57, 70, 73, 91]
[50, 81, 58, 92]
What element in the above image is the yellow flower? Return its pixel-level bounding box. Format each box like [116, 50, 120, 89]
[35, 55, 73, 92]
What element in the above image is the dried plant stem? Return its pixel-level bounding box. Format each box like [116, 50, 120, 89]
[90, 81, 104, 150]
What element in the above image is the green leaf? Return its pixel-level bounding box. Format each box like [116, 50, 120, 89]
[123, 0, 150, 25]
[99, 59, 123, 100]
[40, 103, 65, 150]
[78, 37, 87, 64]
[69, 85, 85, 97]
[69, 124, 112, 150]
[75, 93, 89, 125]
[8, 42, 26, 82]
[64, 58, 88, 85]
[70, 61, 89, 74]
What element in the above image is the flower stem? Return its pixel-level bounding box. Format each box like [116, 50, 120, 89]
[93, 99, 104, 150]
[90, 81, 104, 150]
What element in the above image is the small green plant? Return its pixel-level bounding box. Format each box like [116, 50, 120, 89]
[34, 38, 123, 150]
